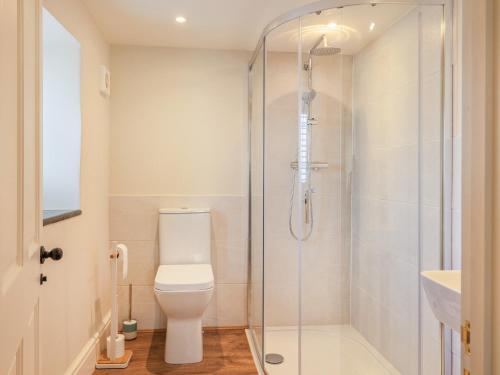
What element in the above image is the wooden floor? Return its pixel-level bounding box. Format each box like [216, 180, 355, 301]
[93, 329, 258, 375]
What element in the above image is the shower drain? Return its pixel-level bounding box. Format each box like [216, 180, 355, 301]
[265, 353, 284, 365]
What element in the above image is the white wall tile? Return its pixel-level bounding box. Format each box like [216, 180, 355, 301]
[117, 240, 157, 286]
[422, 205, 441, 270]
[117, 284, 168, 331]
[452, 136, 462, 211]
[215, 283, 247, 327]
[422, 336, 442, 375]
[215, 241, 248, 284]
[422, 72, 443, 142]
[264, 283, 299, 327]
[110, 196, 160, 241]
[352, 6, 444, 374]
[131, 285, 166, 330]
[452, 353, 461, 375]
[421, 141, 442, 207]
[111, 194, 248, 328]
[118, 285, 130, 324]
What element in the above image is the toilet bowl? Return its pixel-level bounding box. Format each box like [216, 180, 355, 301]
[154, 264, 213, 364]
[154, 208, 214, 364]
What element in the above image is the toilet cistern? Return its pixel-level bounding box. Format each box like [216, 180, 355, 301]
[153, 208, 214, 364]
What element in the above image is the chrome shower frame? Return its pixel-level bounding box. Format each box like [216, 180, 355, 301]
[247, 0, 455, 374]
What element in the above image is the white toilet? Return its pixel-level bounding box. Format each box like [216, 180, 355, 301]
[154, 208, 214, 364]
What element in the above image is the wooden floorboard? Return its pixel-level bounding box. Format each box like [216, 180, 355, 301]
[93, 329, 258, 375]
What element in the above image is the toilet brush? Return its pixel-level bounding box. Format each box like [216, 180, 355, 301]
[96, 244, 133, 369]
[123, 283, 137, 340]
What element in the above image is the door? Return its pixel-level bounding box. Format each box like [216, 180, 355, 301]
[460, 0, 492, 373]
[0, 0, 42, 374]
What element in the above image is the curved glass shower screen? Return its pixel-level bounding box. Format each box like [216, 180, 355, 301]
[248, 2, 450, 375]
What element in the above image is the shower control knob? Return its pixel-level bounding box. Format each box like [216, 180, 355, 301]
[40, 246, 64, 264]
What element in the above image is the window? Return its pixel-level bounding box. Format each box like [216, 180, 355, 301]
[42, 9, 82, 224]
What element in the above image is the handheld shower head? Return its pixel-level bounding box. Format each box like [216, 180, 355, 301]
[302, 89, 317, 103]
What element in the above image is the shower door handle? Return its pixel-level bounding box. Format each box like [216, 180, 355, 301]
[304, 192, 310, 224]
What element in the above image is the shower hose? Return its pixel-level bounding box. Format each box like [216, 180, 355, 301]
[288, 168, 314, 241]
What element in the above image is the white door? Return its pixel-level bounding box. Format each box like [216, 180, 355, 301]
[0, 0, 42, 374]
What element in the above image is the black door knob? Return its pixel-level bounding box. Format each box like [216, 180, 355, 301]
[40, 246, 64, 264]
[40, 273, 48, 285]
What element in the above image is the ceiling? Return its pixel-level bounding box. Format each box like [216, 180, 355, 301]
[266, 4, 413, 55]
[43, 8, 80, 47]
[82, 0, 413, 53]
[82, 0, 316, 51]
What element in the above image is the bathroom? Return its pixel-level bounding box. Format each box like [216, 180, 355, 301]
[0, 0, 498, 375]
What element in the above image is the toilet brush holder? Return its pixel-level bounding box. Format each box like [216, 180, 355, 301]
[123, 320, 137, 340]
[123, 283, 137, 340]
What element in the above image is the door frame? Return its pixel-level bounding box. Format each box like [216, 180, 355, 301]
[460, 0, 494, 373]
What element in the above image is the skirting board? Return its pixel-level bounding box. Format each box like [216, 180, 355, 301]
[137, 325, 248, 334]
[64, 311, 111, 375]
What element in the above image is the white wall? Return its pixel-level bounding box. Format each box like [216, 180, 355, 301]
[109, 46, 250, 328]
[351, 7, 443, 375]
[110, 46, 248, 196]
[40, 0, 110, 374]
[43, 9, 81, 210]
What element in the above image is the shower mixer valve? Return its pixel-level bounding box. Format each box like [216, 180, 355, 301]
[308, 117, 319, 126]
[304, 188, 316, 224]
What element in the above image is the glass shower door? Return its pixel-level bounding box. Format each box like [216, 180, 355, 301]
[249, 3, 448, 375]
[297, 7, 353, 374]
[249, 44, 264, 365]
[298, 4, 446, 375]
[262, 17, 302, 375]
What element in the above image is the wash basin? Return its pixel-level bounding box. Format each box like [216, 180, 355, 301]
[421, 270, 461, 332]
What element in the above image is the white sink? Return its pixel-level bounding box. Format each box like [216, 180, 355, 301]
[421, 270, 461, 332]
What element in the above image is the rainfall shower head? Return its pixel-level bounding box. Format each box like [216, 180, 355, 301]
[309, 35, 341, 56]
[310, 46, 342, 56]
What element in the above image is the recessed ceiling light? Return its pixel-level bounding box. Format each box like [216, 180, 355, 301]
[328, 22, 337, 29]
[175, 16, 186, 24]
[369, 22, 376, 31]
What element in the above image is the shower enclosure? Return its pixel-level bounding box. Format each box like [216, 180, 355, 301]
[248, 1, 453, 374]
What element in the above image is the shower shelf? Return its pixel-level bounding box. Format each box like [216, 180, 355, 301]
[290, 161, 329, 171]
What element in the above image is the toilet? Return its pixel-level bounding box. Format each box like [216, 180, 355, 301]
[154, 208, 214, 364]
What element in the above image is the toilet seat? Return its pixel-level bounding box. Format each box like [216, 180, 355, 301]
[155, 264, 214, 292]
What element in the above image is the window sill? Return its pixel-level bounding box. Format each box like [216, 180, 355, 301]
[43, 209, 82, 226]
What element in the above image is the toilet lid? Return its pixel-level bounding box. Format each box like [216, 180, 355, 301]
[155, 264, 214, 292]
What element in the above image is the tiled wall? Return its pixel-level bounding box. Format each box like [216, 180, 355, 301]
[261, 50, 353, 326]
[110, 195, 248, 329]
[351, 7, 443, 375]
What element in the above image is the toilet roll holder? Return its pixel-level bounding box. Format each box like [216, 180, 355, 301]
[96, 243, 133, 369]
